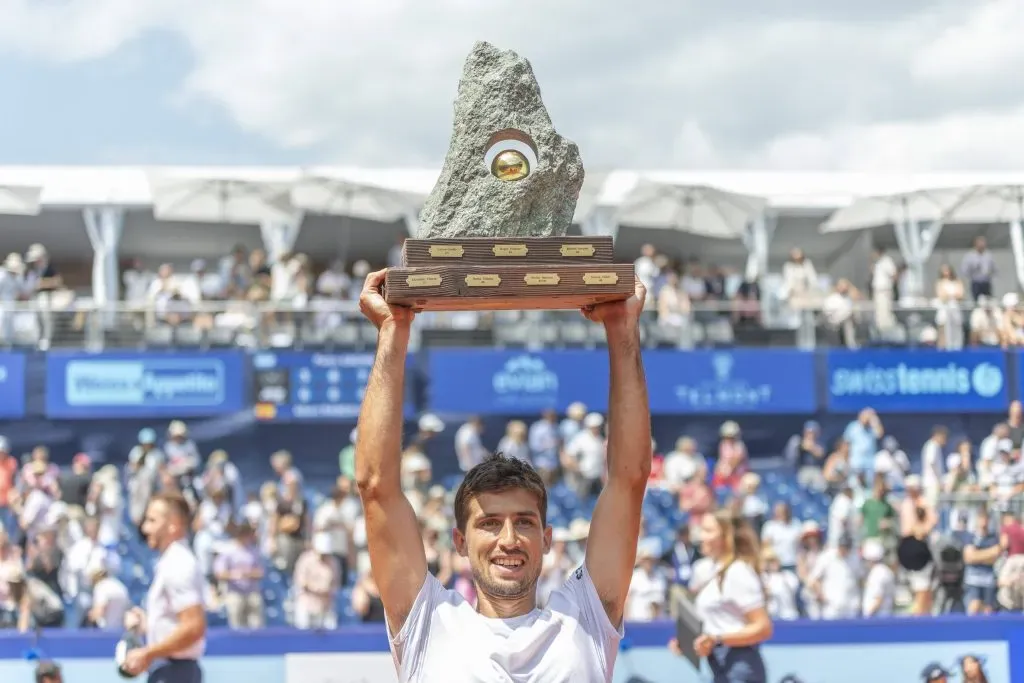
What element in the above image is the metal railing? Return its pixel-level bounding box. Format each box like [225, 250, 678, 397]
[0, 295, 1003, 351]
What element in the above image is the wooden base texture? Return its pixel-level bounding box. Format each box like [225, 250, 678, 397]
[383, 263, 635, 311]
[401, 236, 614, 266]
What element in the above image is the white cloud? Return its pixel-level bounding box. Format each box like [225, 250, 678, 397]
[0, 0, 1021, 170]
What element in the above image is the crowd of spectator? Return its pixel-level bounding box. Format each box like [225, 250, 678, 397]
[4, 391, 1024, 634]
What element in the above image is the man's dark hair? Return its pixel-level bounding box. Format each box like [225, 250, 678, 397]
[454, 454, 547, 532]
[149, 491, 192, 525]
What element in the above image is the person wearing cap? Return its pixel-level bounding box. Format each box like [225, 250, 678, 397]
[807, 533, 861, 620]
[354, 268, 652, 682]
[760, 546, 799, 620]
[312, 483, 354, 588]
[860, 537, 894, 617]
[119, 491, 206, 682]
[921, 662, 951, 683]
[527, 409, 560, 485]
[293, 531, 342, 629]
[410, 413, 446, 455]
[86, 551, 130, 629]
[23, 243, 61, 350]
[562, 412, 607, 499]
[625, 540, 667, 621]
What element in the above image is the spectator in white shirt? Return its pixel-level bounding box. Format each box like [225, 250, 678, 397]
[315, 259, 351, 298]
[86, 553, 129, 629]
[873, 435, 911, 490]
[809, 534, 862, 620]
[496, 420, 531, 466]
[921, 426, 949, 508]
[860, 538, 894, 617]
[826, 480, 855, 548]
[87, 466, 123, 549]
[979, 423, 1009, 464]
[625, 542, 667, 622]
[870, 247, 898, 333]
[454, 416, 488, 473]
[761, 547, 799, 620]
[562, 412, 607, 499]
[760, 502, 802, 572]
[662, 437, 707, 492]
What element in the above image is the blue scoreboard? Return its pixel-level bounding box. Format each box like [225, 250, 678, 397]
[251, 351, 416, 421]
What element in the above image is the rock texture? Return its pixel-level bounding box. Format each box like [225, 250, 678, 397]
[419, 41, 585, 239]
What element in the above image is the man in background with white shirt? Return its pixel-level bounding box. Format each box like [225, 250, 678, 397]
[921, 426, 948, 508]
[120, 492, 206, 683]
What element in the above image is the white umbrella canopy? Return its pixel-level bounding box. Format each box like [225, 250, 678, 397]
[942, 184, 1024, 224]
[820, 187, 967, 233]
[291, 174, 424, 222]
[148, 173, 298, 225]
[615, 178, 768, 238]
[0, 184, 43, 216]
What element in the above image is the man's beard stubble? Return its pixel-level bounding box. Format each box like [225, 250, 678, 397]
[471, 563, 539, 600]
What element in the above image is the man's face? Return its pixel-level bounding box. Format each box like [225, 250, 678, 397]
[454, 488, 550, 601]
[141, 500, 172, 550]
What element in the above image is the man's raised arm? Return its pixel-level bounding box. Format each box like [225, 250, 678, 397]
[354, 269, 428, 636]
[581, 279, 652, 627]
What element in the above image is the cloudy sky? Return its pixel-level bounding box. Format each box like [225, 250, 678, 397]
[0, 0, 1021, 171]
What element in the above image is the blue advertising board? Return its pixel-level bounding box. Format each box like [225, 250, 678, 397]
[826, 349, 1008, 413]
[644, 349, 816, 414]
[0, 352, 26, 418]
[427, 349, 817, 415]
[251, 351, 415, 421]
[45, 351, 247, 419]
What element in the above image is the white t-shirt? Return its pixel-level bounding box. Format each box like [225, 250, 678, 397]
[693, 561, 765, 637]
[146, 541, 206, 660]
[760, 520, 802, 567]
[93, 576, 131, 629]
[625, 566, 667, 621]
[389, 565, 622, 683]
[861, 563, 895, 617]
[313, 500, 350, 555]
[567, 431, 606, 481]
[762, 570, 800, 621]
[96, 486, 123, 547]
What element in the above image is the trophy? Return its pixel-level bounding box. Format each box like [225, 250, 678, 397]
[384, 42, 634, 311]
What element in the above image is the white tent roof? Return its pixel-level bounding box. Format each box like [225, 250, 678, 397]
[9, 166, 1024, 212]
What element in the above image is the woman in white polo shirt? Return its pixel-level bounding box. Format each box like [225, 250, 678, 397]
[674, 509, 773, 683]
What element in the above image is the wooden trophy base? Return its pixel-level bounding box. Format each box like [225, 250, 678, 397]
[384, 235, 633, 312]
[383, 263, 634, 312]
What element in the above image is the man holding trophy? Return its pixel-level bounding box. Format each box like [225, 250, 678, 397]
[117, 492, 207, 683]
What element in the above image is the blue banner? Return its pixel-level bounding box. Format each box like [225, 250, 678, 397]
[251, 351, 415, 421]
[0, 353, 26, 418]
[826, 349, 1008, 413]
[45, 351, 247, 419]
[427, 349, 817, 415]
[644, 349, 817, 414]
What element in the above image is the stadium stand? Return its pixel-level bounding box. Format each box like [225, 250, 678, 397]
[2, 167, 1024, 645]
